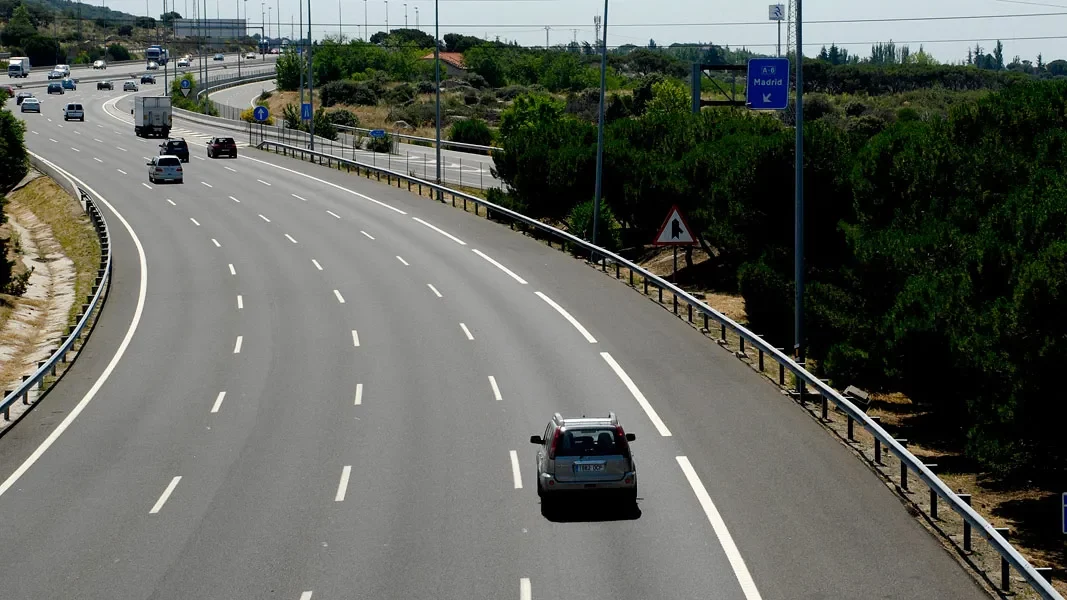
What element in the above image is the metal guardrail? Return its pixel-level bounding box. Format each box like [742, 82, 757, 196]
[254, 138, 1063, 600]
[332, 124, 501, 154]
[0, 186, 113, 424]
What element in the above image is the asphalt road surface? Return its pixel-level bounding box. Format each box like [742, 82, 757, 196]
[0, 77, 992, 600]
[7, 52, 276, 86]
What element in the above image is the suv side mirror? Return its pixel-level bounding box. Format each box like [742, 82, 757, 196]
[625, 433, 636, 442]
[146, 161, 153, 165]
[529, 435, 543, 445]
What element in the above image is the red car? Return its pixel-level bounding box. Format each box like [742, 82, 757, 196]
[2, 86, 14, 99]
[206, 137, 238, 158]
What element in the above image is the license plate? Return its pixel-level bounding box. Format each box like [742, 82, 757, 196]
[575, 464, 604, 472]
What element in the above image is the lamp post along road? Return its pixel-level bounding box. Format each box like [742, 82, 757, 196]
[591, 0, 609, 248]
[434, 0, 442, 197]
[299, 0, 304, 105]
[307, 0, 314, 149]
[794, 0, 805, 362]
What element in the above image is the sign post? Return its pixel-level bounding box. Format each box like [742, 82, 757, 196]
[652, 205, 697, 282]
[768, 4, 785, 57]
[179, 78, 191, 97]
[746, 57, 790, 111]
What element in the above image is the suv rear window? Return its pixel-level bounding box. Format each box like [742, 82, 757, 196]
[215, 138, 235, 144]
[555, 427, 627, 457]
[67, 104, 82, 110]
[167, 141, 188, 149]
[157, 156, 181, 165]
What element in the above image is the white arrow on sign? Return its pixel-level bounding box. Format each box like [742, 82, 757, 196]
[763, 93, 772, 103]
[653, 205, 697, 246]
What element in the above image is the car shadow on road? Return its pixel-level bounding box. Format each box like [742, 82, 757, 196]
[540, 500, 642, 523]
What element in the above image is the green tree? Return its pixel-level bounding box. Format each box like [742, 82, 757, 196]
[274, 48, 303, 90]
[644, 79, 689, 117]
[0, 106, 28, 190]
[1, 5, 38, 49]
[106, 43, 131, 61]
[464, 44, 505, 87]
[993, 40, 1004, 70]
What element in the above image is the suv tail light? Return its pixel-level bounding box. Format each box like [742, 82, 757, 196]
[547, 427, 563, 459]
[616, 426, 631, 451]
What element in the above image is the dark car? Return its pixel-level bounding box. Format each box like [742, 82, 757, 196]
[140, 73, 156, 84]
[97, 80, 113, 90]
[159, 138, 190, 162]
[207, 137, 237, 158]
[15, 91, 34, 105]
[47, 82, 64, 94]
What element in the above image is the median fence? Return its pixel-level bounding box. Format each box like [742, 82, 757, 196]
[0, 173, 113, 432]
[253, 138, 1062, 600]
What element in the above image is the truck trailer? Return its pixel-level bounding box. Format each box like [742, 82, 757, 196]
[133, 96, 172, 138]
[7, 57, 30, 78]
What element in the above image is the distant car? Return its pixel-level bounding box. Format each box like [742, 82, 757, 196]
[63, 102, 84, 121]
[245, 52, 256, 59]
[92, 59, 107, 69]
[177, 58, 190, 67]
[123, 81, 139, 91]
[140, 73, 156, 84]
[47, 82, 64, 94]
[15, 91, 33, 105]
[56, 63, 70, 75]
[20, 97, 40, 113]
[47, 70, 64, 80]
[147, 155, 184, 184]
[213, 53, 224, 61]
[61, 77, 77, 90]
[146, 61, 159, 70]
[207, 136, 237, 158]
[97, 80, 113, 90]
[530, 412, 638, 512]
[1, 85, 12, 99]
[159, 137, 190, 162]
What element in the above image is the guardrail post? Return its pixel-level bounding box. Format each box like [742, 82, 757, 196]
[673, 292, 678, 314]
[872, 416, 883, 464]
[687, 303, 693, 323]
[821, 394, 829, 421]
[644, 277, 649, 295]
[777, 349, 786, 386]
[897, 439, 909, 490]
[959, 493, 972, 552]
[758, 346, 764, 372]
[657, 285, 663, 303]
[847, 413, 854, 441]
[615, 262, 620, 279]
[629, 268, 634, 287]
[995, 528, 1011, 591]
[720, 324, 727, 343]
[924, 463, 939, 519]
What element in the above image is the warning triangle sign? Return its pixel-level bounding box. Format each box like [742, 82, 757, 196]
[652, 205, 696, 246]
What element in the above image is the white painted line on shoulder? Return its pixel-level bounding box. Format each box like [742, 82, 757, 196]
[292, 193, 307, 202]
[239, 154, 407, 214]
[333, 290, 345, 304]
[201, 181, 213, 188]
[237, 295, 243, 309]
[472, 249, 528, 285]
[676, 456, 764, 600]
[360, 230, 374, 240]
[396, 256, 409, 266]
[149, 476, 182, 514]
[460, 323, 474, 341]
[93, 157, 103, 163]
[489, 376, 502, 401]
[167, 199, 176, 206]
[224, 166, 237, 172]
[212, 238, 221, 247]
[211, 391, 226, 413]
[354, 383, 363, 406]
[141, 183, 152, 190]
[312, 259, 323, 271]
[427, 284, 442, 298]
[116, 146, 126, 151]
[70, 147, 80, 152]
[116, 169, 127, 175]
[229, 263, 236, 275]
[257, 179, 272, 186]
[300, 592, 313, 600]
[285, 234, 298, 244]
[335, 466, 352, 502]
[520, 578, 531, 600]
[230, 195, 240, 203]
[509, 450, 522, 489]
[190, 218, 201, 226]
[535, 292, 597, 344]
[412, 217, 467, 245]
[600, 352, 672, 437]
[351, 330, 360, 347]
[326, 210, 341, 219]
[258, 214, 271, 223]
[234, 335, 243, 354]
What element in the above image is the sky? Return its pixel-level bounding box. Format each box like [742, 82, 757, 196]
[101, 0, 1067, 63]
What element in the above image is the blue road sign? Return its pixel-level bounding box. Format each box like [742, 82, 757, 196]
[370, 129, 386, 139]
[253, 106, 269, 122]
[179, 78, 191, 89]
[301, 102, 312, 120]
[747, 57, 790, 111]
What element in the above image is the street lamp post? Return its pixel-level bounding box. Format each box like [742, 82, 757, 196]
[307, 0, 315, 150]
[299, 0, 304, 105]
[363, 0, 368, 40]
[385, 0, 389, 33]
[414, 6, 418, 29]
[591, 0, 609, 248]
[338, 0, 342, 39]
[404, 3, 407, 28]
[434, 0, 441, 195]
[794, 0, 806, 363]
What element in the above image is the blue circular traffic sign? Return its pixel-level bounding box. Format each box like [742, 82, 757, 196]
[253, 106, 269, 122]
[180, 78, 191, 89]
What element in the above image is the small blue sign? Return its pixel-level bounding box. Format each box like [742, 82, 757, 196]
[301, 102, 312, 120]
[180, 78, 191, 89]
[746, 57, 790, 111]
[370, 129, 386, 139]
[253, 106, 269, 122]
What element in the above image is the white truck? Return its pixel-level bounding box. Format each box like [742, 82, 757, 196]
[133, 96, 172, 138]
[7, 57, 30, 78]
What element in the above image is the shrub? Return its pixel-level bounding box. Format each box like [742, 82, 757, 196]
[327, 109, 360, 128]
[4, 267, 32, 296]
[416, 80, 436, 94]
[388, 102, 438, 127]
[0, 106, 28, 190]
[385, 82, 416, 105]
[105, 43, 131, 61]
[449, 118, 492, 147]
[464, 72, 488, 89]
[367, 133, 392, 153]
[320, 80, 379, 107]
[259, 89, 273, 101]
[843, 100, 868, 117]
[240, 107, 275, 125]
[496, 85, 529, 101]
[566, 198, 621, 252]
[463, 92, 479, 105]
[896, 106, 921, 122]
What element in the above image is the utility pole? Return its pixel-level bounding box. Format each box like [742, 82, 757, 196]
[299, 0, 304, 105]
[794, 0, 805, 363]
[338, 0, 341, 39]
[364, 0, 367, 40]
[544, 25, 550, 49]
[434, 0, 441, 194]
[404, 3, 408, 28]
[414, 6, 418, 30]
[385, 0, 389, 33]
[308, 0, 315, 150]
[591, 0, 608, 248]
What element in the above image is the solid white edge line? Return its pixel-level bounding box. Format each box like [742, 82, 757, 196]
[599, 352, 673, 437]
[237, 295, 243, 309]
[0, 154, 148, 500]
[234, 335, 243, 354]
[488, 375, 502, 401]
[285, 234, 298, 244]
[239, 154, 407, 214]
[676, 456, 764, 600]
[312, 259, 323, 270]
[412, 217, 467, 245]
[460, 323, 474, 341]
[211, 391, 226, 413]
[360, 230, 375, 240]
[333, 289, 345, 304]
[509, 450, 522, 489]
[351, 330, 360, 347]
[520, 578, 531, 600]
[427, 283, 442, 298]
[396, 255, 409, 266]
[149, 476, 182, 514]
[354, 383, 363, 406]
[229, 263, 236, 275]
[534, 291, 598, 344]
[335, 465, 352, 502]
[299, 592, 313, 600]
[472, 249, 528, 285]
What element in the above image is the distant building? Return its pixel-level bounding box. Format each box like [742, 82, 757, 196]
[420, 52, 467, 77]
[174, 18, 247, 41]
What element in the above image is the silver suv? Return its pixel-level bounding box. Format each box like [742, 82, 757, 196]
[530, 412, 637, 510]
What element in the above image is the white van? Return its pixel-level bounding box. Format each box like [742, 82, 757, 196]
[63, 103, 85, 121]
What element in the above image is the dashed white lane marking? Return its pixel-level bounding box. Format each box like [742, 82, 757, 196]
[412, 217, 467, 246]
[229, 263, 236, 275]
[460, 323, 474, 341]
[335, 466, 352, 502]
[333, 290, 345, 304]
[351, 330, 360, 347]
[360, 231, 374, 240]
[312, 259, 323, 271]
[73, 131, 81, 135]
[211, 391, 226, 413]
[258, 214, 271, 223]
[30, 131, 38, 135]
[116, 146, 127, 152]
[257, 179, 271, 186]
[70, 147, 80, 152]
[472, 249, 528, 285]
[141, 183, 152, 189]
[354, 383, 363, 406]
[237, 295, 243, 309]
[509, 450, 522, 489]
[520, 578, 531, 600]
[600, 352, 672, 437]
[48, 138, 58, 143]
[676, 456, 764, 600]
[230, 195, 240, 203]
[224, 166, 237, 172]
[427, 284, 442, 298]
[116, 169, 127, 175]
[93, 157, 103, 163]
[292, 193, 307, 201]
[93, 138, 103, 142]
[190, 218, 201, 226]
[201, 181, 213, 188]
[326, 210, 340, 219]
[233, 336, 243, 354]
[149, 476, 182, 514]
[56, 124, 62, 128]
[212, 238, 221, 247]
[396, 256, 409, 266]
[194, 156, 205, 161]
[489, 376, 502, 401]
[167, 199, 176, 206]
[535, 292, 597, 344]
[285, 234, 298, 244]
[300, 592, 313, 600]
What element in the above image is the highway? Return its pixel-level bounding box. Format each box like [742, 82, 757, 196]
[7, 52, 277, 87]
[0, 77, 991, 599]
